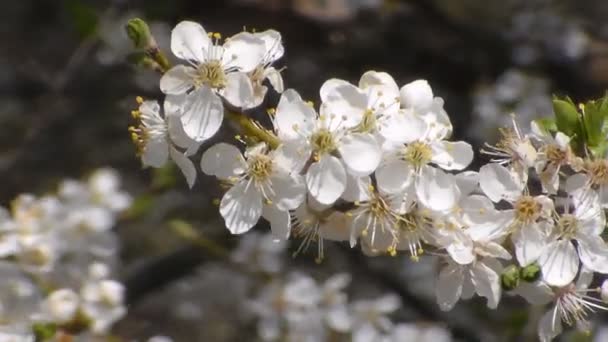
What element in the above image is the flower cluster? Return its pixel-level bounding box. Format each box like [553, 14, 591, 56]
[250, 272, 451, 342]
[129, 20, 608, 341]
[0, 169, 131, 341]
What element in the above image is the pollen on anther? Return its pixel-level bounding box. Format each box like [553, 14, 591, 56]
[136, 96, 144, 104]
[212, 198, 220, 206]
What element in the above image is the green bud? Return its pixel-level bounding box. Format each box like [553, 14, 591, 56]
[125, 18, 156, 50]
[32, 322, 57, 341]
[501, 265, 520, 291]
[582, 97, 608, 147]
[520, 263, 541, 283]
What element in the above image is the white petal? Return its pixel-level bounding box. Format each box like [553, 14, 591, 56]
[200, 143, 246, 180]
[538, 240, 578, 286]
[511, 281, 553, 305]
[436, 263, 463, 311]
[479, 163, 524, 203]
[565, 173, 589, 193]
[378, 109, 427, 143]
[577, 236, 608, 273]
[274, 89, 316, 140]
[358, 71, 399, 98]
[255, 29, 284, 62]
[166, 106, 201, 154]
[471, 261, 501, 309]
[222, 72, 255, 108]
[265, 67, 284, 93]
[341, 175, 372, 202]
[431, 141, 474, 171]
[160, 65, 195, 94]
[338, 133, 381, 176]
[180, 87, 224, 142]
[512, 223, 547, 266]
[454, 171, 478, 197]
[306, 155, 347, 205]
[269, 172, 306, 211]
[477, 242, 512, 260]
[171, 21, 210, 62]
[219, 181, 263, 234]
[262, 205, 291, 241]
[400, 79, 433, 110]
[446, 230, 475, 265]
[416, 166, 458, 212]
[319, 80, 367, 129]
[538, 308, 562, 342]
[222, 32, 265, 72]
[169, 146, 197, 188]
[142, 138, 169, 168]
[375, 160, 412, 195]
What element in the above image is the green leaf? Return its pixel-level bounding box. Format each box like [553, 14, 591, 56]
[552, 96, 581, 138]
[33, 322, 57, 341]
[583, 97, 608, 147]
[64, 0, 98, 38]
[533, 117, 557, 134]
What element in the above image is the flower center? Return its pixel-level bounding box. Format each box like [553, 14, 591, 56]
[247, 155, 273, 182]
[310, 129, 337, 158]
[558, 214, 578, 239]
[545, 144, 567, 165]
[404, 141, 432, 169]
[588, 160, 608, 186]
[196, 60, 226, 89]
[514, 196, 541, 223]
[354, 109, 377, 133]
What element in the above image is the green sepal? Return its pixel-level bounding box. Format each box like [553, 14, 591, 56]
[582, 96, 608, 147]
[533, 117, 557, 134]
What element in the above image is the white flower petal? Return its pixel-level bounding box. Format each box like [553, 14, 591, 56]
[538, 308, 562, 342]
[269, 172, 306, 211]
[319, 80, 367, 129]
[222, 72, 256, 108]
[306, 155, 347, 205]
[166, 107, 201, 155]
[222, 32, 265, 72]
[446, 230, 474, 265]
[274, 89, 316, 140]
[454, 171, 478, 197]
[171, 21, 210, 62]
[479, 163, 524, 203]
[200, 143, 246, 180]
[262, 205, 291, 241]
[378, 109, 427, 143]
[255, 29, 284, 62]
[338, 133, 381, 176]
[436, 263, 463, 311]
[180, 87, 224, 142]
[142, 138, 169, 168]
[471, 261, 501, 309]
[512, 223, 547, 266]
[169, 146, 197, 188]
[416, 166, 458, 212]
[219, 181, 263, 234]
[263, 69, 284, 95]
[431, 141, 474, 171]
[400, 79, 433, 110]
[577, 236, 608, 273]
[341, 175, 372, 202]
[160, 65, 195, 94]
[538, 240, 578, 286]
[376, 160, 412, 195]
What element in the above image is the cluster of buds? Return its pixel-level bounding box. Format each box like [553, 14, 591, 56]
[127, 19, 608, 341]
[0, 169, 131, 341]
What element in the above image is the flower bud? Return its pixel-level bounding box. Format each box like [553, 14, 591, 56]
[501, 265, 520, 291]
[125, 18, 156, 50]
[520, 263, 541, 283]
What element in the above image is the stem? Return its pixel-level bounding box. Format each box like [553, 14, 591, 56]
[226, 110, 280, 149]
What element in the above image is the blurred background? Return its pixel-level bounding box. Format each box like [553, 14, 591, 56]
[3, 0, 608, 341]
